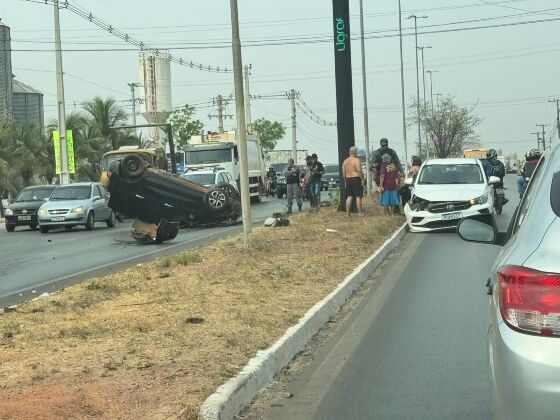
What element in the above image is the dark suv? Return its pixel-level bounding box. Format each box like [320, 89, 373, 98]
[107, 155, 241, 243]
[4, 185, 58, 232]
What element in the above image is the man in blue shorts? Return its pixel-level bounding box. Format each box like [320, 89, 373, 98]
[308, 153, 324, 208]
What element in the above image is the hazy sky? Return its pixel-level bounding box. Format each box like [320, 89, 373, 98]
[3, 0, 560, 163]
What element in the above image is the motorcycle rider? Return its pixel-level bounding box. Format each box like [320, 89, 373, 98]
[266, 166, 277, 195]
[520, 148, 542, 196]
[482, 149, 508, 205]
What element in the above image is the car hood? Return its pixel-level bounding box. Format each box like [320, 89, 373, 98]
[412, 183, 487, 201]
[8, 200, 47, 210]
[40, 199, 91, 209]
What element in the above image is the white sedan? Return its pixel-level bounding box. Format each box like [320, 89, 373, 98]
[404, 158, 500, 232]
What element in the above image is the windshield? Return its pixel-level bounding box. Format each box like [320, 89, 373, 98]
[15, 187, 55, 202]
[418, 164, 484, 185]
[324, 165, 339, 174]
[181, 173, 216, 185]
[185, 149, 232, 165]
[50, 186, 92, 200]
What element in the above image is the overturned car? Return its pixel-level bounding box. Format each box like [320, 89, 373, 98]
[107, 155, 241, 244]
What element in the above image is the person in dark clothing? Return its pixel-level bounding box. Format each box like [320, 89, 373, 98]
[308, 153, 324, 208]
[520, 148, 542, 196]
[283, 158, 302, 213]
[373, 138, 403, 213]
[482, 149, 508, 204]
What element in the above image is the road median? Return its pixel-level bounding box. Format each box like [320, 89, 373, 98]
[0, 202, 404, 419]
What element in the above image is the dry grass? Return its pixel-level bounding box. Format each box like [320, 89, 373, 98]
[0, 199, 404, 419]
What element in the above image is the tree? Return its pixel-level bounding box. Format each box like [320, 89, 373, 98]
[168, 104, 204, 149]
[409, 95, 481, 158]
[82, 96, 129, 150]
[252, 118, 286, 151]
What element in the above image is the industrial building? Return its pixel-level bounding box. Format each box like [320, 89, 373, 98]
[0, 21, 45, 132]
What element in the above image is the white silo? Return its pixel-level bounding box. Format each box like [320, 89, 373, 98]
[139, 52, 172, 148]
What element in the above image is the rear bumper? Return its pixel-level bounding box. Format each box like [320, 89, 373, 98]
[490, 319, 560, 420]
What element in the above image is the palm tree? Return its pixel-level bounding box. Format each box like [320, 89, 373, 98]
[82, 97, 128, 150]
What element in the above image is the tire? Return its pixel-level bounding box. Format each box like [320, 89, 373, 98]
[106, 211, 116, 228]
[5, 224, 15, 232]
[39, 226, 49, 234]
[121, 155, 146, 181]
[29, 224, 38, 231]
[495, 199, 503, 215]
[85, 212, 95, 231]
[65, 225, 73, 231]
[206, 188, 230, 212]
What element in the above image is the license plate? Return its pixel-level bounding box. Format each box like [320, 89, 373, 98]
[51, 216, 65, 222]
[496, 188, 504, 195]
[18, 216, 31, 221]
[442, 211, 462, 221]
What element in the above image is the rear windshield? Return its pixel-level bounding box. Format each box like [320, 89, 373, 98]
[181, 173, 215, 185]
[50, 186, 92, 200]
[15, 187, 55, 202]
[418, 164, 484, 185]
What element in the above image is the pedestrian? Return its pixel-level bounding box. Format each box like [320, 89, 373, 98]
[342, 146, 365, 217]
[379, 153, 400, 216]
[304, 155, 313, 203]
[374, 138, 404, 213]
[400, 156, 421, 207]
[283, 158, 302, 213]
[308, 153, 325, 208]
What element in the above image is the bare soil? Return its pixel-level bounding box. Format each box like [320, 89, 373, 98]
[0, 201, 404, 419]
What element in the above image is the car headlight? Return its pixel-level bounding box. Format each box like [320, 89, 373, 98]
[469, 193, 488, 206]
[37, 208, 47, 216]
[71, 206, 85, 214]
[5, 208, 13, 216]
[408, 195, 429, 211]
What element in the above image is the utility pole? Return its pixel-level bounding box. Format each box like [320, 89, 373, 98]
[230, 0, 252, 247]
[54, 0, 69, 185]
[531, 132, 541, 151]
[435, 93, 443, 107]
[217, 94, 224, 133]
[549, 98, 560, 142]
[128, 83, 138, 137]
[536, 123, 549, 151]
[426, 70, 439, 113]
[398, 0, 409, 169]
[359, 0, 372, 196]
[409, 14, 428, 158]
[244, 64, 252, 133]
[418, 46, 431, 159]
[290, 89, 297, 164]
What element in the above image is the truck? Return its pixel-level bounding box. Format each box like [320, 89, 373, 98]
[185, 131, 266, 202]
[463, 148, 488, 159]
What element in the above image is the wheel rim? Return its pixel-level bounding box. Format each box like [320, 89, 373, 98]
[208, 190, 226, 209]
[126, 159, 139, 172]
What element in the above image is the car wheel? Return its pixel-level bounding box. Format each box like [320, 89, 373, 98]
[5, 223, 15, 232]
[206, 188, 230, 212]
[65, 225, 73, 231]
[85, 212, 95, 231]
[39, 226, 49, 234]
[106, 211, 116, 228]
[121, 155, 146, 181]
[29, 223, 38, 231]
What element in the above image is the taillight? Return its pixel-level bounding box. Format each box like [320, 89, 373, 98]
[498, 265, 560, 336]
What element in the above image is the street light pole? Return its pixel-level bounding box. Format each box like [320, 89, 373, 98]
[128, 83, 138, 137]
[418, 46, 431, 159]
[398, 0, 409, 169]
[54, 0, 70, 185]
[426, 70, 439, 113]
[409, 14, 427, 158]
[359, 0, 372, 196]
[229, 0, 252, 247]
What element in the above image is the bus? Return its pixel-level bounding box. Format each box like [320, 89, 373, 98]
[100, 147, 167, 185]
[463, 149, 488, 159]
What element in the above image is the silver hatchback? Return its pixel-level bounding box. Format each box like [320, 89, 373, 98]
[457, 144, 560, 420]
[37, 182, 116, 233]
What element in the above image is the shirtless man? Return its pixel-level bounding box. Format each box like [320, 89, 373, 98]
[342, 146, 365, 217]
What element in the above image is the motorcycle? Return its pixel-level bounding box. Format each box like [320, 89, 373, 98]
[493, 181, 506, 215]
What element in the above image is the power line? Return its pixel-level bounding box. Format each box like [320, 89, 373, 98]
[19, 0, 232, 73]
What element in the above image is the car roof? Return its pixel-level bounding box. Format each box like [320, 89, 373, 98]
[184, 169, 222, 175]
[23, 185, 57, 189]
[424, 158, 480, 165]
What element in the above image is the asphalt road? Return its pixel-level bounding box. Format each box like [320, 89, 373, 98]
[261, 177, 519, 420]
[0, 197, 288, 307]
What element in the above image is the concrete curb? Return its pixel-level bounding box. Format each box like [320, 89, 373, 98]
[199, 223, 408, 420]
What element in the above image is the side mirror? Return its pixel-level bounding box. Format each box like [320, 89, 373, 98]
[488, 176, 501, 185]
[404, 177, 414, 186]
[457, 214, 507, 246]
[93, 195, 102, 201]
